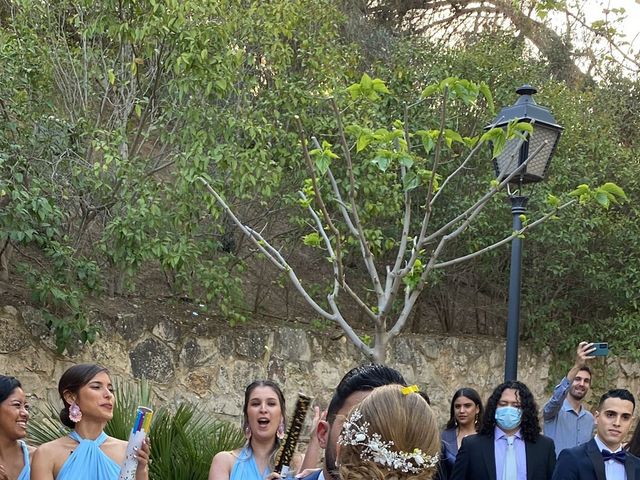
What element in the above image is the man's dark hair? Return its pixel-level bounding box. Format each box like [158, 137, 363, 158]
[480, 380, 541, 443]
[577, 366, 592, 378]
[326, 364, 406, 424]
[598, 389, 635, 410]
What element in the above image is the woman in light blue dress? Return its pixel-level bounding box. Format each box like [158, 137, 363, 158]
[209, 380, 287, 480]
[30, 364, 150, 480]
[0, 375, 33, 480]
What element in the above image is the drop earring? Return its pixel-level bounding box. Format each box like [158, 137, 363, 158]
[244, 426, 252, 439]
[277, 420, 285, 439]
[69, 402, 82, 423]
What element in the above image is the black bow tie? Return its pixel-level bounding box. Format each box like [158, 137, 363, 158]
[601, 449, 627, 464]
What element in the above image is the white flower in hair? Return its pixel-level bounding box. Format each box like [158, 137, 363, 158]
[338, 409, 439, 474]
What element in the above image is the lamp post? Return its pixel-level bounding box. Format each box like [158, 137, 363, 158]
[488, 85, 563, 381]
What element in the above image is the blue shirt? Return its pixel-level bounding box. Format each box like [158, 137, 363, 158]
[543, 377, 594, 456]
[494, 427, 526, 480]
[594, 435, 626, 480]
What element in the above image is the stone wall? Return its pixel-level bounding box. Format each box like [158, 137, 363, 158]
[2, 304, 639, 432]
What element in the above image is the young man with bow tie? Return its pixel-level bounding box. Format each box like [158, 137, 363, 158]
[552, 389, 640, 480]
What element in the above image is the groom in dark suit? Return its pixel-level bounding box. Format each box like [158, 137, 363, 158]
[552, 389, 640, 480]
[451, 380, 556, 480]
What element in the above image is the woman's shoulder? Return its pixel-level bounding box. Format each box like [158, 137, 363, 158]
[214, 449, 242, 462]
[31, 437, 72, 466]
[213, 449, 244, 466]
[34, 436, 74, 453]
[209, 449, 242, 478]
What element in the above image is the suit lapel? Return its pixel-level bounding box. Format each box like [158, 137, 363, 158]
[484, 436, 497, 480]
[586, 439, 606, 480]
[525, 440, 533, 479]
[625, 454, 636, 480]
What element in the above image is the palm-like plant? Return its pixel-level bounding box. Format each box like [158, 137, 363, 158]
[28, 377, 244, 480]
[150, 403, 245, 479]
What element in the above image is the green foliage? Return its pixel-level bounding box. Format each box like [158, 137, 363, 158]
[0, 0, 357, 350]
[2, 0, 638, 366]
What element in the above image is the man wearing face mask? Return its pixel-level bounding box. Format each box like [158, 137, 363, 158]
[451, 381, 556, 480]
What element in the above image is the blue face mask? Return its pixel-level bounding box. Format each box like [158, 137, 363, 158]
[495, 406, 522, 430]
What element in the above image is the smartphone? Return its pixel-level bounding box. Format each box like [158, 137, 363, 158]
[591, 342, 609, 356]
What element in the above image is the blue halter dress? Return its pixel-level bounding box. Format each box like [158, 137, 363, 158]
[230, 446, 270, 480]
[56, 431, 121, 480]
[17, 440, 30, 480]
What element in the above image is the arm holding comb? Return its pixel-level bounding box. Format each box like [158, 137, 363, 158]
[274, 393, 312, 478]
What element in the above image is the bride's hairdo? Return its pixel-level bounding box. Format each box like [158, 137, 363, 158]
[338, 384, 441, 480]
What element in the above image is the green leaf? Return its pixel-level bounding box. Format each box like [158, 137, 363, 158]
[315, 155, 330, 175]
[595, 191, 610, 209]
[403, 170, 421, 191]
[569, 184, 591, 197]
[371, 155, 391, 172]
[444, 129, 464, 145]
[479, 82, 495, 114]
[371, 78, 390, 94]
[546, 194, 561, 208]
[346, 84, 361, 100]
[421, 84, 439, 99]
[302, 232, 322, 247]
[515, 122, 534, 134]
[357, 134, 372, 152]
[599, 182, 627, 201]
[360, 73, 373, 90]
[398, 154, 414, 169]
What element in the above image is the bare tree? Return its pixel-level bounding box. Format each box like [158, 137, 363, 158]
[197, 76, 625, 362]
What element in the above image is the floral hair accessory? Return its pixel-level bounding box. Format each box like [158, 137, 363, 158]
[338, 409, 439, 473]
[400, 385, 419, 395]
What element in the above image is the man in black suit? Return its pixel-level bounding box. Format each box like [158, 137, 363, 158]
[552, 389, 640, 480]
[451, 380, 556, 480]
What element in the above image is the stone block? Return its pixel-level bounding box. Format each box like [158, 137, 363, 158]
[129, 338, 175, 382]
[114, 313, 142, 342]
[274, 327, 311, 362]
[0, 309, 31, 353]
[234, 331, 270, 360]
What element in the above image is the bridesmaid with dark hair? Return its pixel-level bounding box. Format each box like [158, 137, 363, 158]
[209, 380, 287, 480]
[439, 388, 483, 477]
[0, 375, 33, 480]
[31, 363, 150, 480]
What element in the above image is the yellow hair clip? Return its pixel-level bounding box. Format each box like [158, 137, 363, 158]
[401, 385, 420, 395]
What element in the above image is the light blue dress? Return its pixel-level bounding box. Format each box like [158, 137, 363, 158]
[17, 440, 30, 480]
[230, 446, 270, 480]
[56, 431, 121, 480]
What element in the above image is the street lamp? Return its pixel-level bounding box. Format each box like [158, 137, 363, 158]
[488, 85, 563, 381]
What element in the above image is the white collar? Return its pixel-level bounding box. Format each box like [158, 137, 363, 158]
[594, 435, 623, 453]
